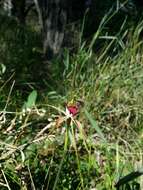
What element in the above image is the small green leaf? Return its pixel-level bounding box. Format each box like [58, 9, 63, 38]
[23, 90, 37, 110]
[84, 109, 106, 142]
[0, 63, 6, 75]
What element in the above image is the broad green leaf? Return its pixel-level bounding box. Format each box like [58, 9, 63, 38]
[84, 109, 106, 142]
[0, 63, 6, 75]
[26, 90, 37, 108]
[23, 90, 37, 110]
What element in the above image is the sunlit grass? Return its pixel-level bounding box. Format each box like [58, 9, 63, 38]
[0, 12, 143, 189]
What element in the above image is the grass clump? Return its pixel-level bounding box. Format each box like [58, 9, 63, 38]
[1, 13, 143, 190]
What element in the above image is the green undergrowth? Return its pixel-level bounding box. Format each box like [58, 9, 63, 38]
[0, 13, 143, 190]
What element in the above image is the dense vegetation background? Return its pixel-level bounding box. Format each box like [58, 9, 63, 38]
[1, 0, 143, 189]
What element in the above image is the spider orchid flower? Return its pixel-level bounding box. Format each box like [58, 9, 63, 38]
[66, 105, 79, 117]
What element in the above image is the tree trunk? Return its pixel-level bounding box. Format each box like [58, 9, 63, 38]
[37, 0, 67, 60]
[3, 0, 13, 16]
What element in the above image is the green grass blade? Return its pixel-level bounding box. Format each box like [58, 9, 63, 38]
[84, 109, 106, 142]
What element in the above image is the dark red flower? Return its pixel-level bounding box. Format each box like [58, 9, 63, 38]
[67, 105, 79, 116]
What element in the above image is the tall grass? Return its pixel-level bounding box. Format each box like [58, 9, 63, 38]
[0, 12, 143, 190]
